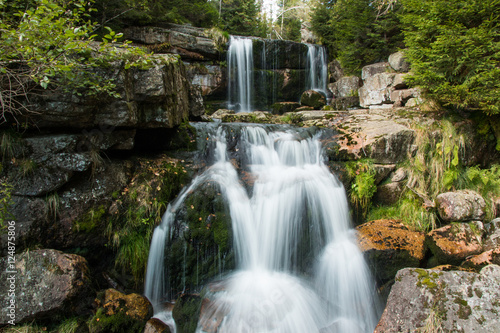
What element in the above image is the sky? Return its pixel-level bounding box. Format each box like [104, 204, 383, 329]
[261, 0, 280, 21]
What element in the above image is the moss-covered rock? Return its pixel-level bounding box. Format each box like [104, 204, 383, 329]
[300, 90, 326, 109]
[172, 294, 202, 333]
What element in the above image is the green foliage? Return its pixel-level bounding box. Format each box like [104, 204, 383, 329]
[400, 0, 500, 115]
[345, 159, 377, 218]
[107, 158, 189, 284]
[0, 0, 153, 123]
[218, 0, 266, 37]
[92, 0, 218, 31]
[0, 181, 14, 227]
[311, 0, 403, 73]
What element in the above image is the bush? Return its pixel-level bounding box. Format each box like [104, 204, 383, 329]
[400, 0, 500, 115]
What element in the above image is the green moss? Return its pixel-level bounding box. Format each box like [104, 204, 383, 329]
[74, 205, 107, 233]
[415, 269, 439, 290]
[88, 308, 146, 333]
[454, 297, 472, 320]
[172, 294, 202, 333]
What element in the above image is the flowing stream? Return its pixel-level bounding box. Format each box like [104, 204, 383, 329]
[145, 123, 381, 333]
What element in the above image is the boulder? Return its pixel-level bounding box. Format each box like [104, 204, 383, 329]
[189, 84, 205, 118]
[185, 63, 226, 98]
[426, 222, 484, 265]
[329, 76, 361, 98]
[359, 73, 397, 108]
[271, 102, 301, 115]
[390, 88, 418, 107]
[100, 289, 153, 321]
[144, 318, 172, 333]
[300, 90, 326, 109]
[0, 249, 91, 325]
[356, 219, 426, 282]
[484, 219, 500, 251]
[388, 51, 410, 72]
[90, 289, 153, 332]
[436, 190, 486, 222]
[361, 62, 392, 81]
[375, 265, 500, 332]
[373, 181, 404, 206]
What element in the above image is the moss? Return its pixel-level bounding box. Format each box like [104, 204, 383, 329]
[415, 268, 439, 290]
[74, 205, 107, 233]
[88, 307, 146, 333]
[454, 297, 472, 320]
[172, 294, 202, 333]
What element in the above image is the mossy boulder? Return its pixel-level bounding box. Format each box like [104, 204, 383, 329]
[172, 294, 202, 333]
[271, 102, 301, 115]
[375, 265, 500, 332]
[356, 219, 427, 282]
[436, 190, 486, 223]
[300, 90, 326, 109]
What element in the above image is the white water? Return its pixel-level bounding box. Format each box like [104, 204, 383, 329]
[228, 36, 254, 113]
[145, 124, 380, 333]
[306, 44, 329, 97]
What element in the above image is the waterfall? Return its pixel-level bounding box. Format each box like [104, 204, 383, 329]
[144, 124, 381, 333]
[306, 44, 328, 96]
[227, 36, 254, 113]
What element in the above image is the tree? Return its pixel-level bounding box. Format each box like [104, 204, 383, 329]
[0, 0, 151, 124]
[400, 0, 500, 115]
[218, 0, 266, 37]
[311, 0, 403, 74]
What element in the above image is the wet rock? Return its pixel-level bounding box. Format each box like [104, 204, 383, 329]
[375, 265, 500, 332]
[356, 219, 426, 282]
[0, 249, 91, 325]
[10, 167, 72, 196]
[144, 318, 172, 333]
[253, 39, 309, 70]
[172, 294, 202, 333]
[300, 90, 326, 109]
[436, 190, 486, 222]
[388, 51, 410, 72]
[426, 222, 484, 265]
[189, 84, 205, 118]
[271, 102, 301, 115]
[329, 76, 361, 98]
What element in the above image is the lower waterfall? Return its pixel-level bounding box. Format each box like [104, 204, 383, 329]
[145, 123, 381, 333]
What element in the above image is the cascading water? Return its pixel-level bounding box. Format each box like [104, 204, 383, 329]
[145, 123, 381, 333]
[306, 44, 329, 96]
[227, 36, 254, 113]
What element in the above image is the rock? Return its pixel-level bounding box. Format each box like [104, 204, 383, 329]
[144, 318, 172, 333]
[390, 88, 418, 107]
[374, 265, 500, 332]
[124, 26, 220, 60]
[300, 90, 326, 109]
[28, 55, 192, 129]
[426, 222, 484, 265]
[0, 249, 91, 325]
[328, 60, 344, 82]
[388, 51, 410, 72]
[359, 73, 396, 107]
[374, 182, 404, 206]
[373, 164, 396, 184]
[361, 62, 392, 81]
[330, 96, 359, 110]
[436, 190, 486, 222]
[484, 219, 500, 251]
[253, 39, 309, 70]
[211, 109, 235, 119]
[356, 219, 426, 282]
[101, 289, 153, 321]
[405, 97, 422, 107]
[185, 63, 226, 98]
[9, 167, 72, 196]
[271, 102, 301, 115]
[329, 76, 361, 98]
[172, 294, 202, 333]
[461, 248, 500, 270]
[391, 167, 407, 182]
[90, 289, 152, 332]
[189, 84, 205, 118]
